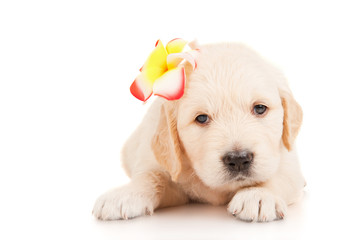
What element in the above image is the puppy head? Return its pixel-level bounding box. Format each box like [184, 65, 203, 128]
[152, 43, 302, 187]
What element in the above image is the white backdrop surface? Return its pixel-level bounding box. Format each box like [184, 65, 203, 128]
[1, 0, 360, 239]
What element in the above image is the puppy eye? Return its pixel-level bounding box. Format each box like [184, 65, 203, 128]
[253, 104, 267, 116]
[195, 114, 209, 124]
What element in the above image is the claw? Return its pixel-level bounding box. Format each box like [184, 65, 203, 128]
[145, 208, 153, 216]
[232, 210, 238, 216]
[277, 211, 284, 219]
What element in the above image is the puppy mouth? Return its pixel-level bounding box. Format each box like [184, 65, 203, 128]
[225, 170, 251, 182]
[234, 176, 247, 181]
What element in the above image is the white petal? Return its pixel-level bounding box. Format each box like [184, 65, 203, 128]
[167, 51, 198, 70]
[153, 68, 185, 100]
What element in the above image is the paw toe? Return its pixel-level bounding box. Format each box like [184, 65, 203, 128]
[228, 188, 287, 222]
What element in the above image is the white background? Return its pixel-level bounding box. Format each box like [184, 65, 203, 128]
[1, 0, 360, 239]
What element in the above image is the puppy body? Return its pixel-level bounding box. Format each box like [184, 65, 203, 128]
[93, 43, 305, 222]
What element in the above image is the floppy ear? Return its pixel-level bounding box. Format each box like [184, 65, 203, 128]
[281, 91, 303, 151]
[151, 103, 183, 181]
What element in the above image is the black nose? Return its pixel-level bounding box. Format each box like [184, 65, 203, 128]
[222, 151, 254, 172]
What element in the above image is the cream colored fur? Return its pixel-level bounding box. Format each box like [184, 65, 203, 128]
[93, 43, 305, 222]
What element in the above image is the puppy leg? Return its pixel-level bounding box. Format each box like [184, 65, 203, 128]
[227, 187, 287, 222]
[92, 170, 188, 220]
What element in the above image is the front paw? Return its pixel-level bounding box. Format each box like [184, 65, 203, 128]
[92, 185, 157, 220]
[227, 188, 287, 222]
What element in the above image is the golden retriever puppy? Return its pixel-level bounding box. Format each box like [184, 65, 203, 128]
[92, 42, 305, 222]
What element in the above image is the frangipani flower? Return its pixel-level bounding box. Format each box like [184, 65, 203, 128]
[130, 38, 197, 102]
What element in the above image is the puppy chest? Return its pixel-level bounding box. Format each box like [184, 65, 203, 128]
[179, 181, 235, 206]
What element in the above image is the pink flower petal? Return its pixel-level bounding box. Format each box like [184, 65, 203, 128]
[153, 67, 185, 100]
[130, 73, 153, 102]
[188, 39, 200, 50]
[167, 51, 197, 70]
